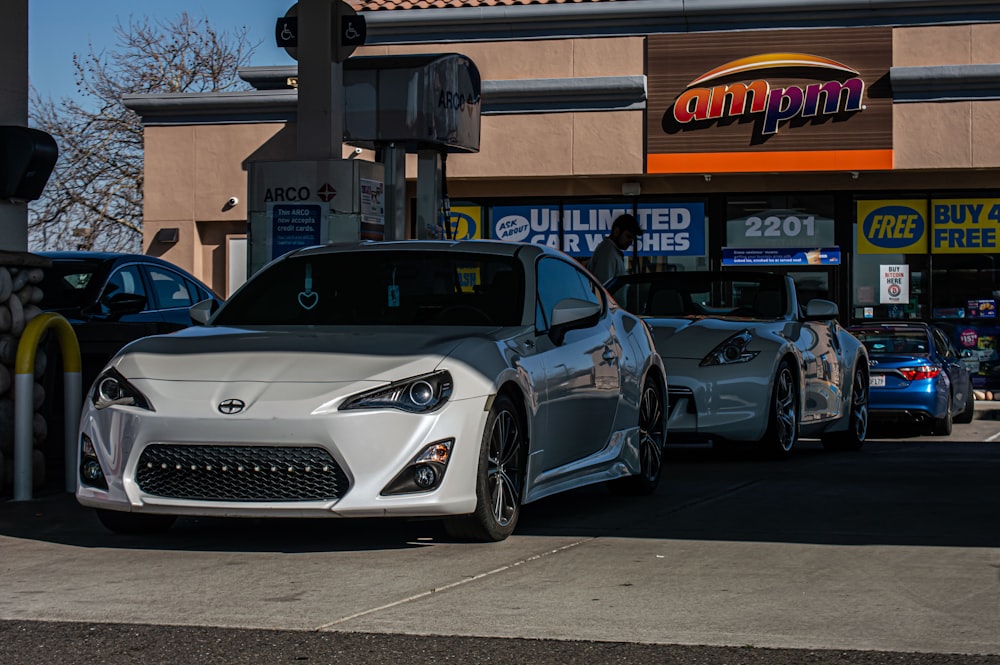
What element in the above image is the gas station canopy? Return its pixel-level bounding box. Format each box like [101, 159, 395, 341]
[343, 53, 481, 154]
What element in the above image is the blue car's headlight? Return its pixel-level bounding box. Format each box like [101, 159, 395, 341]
[340, 370, 453, 413]
[700, 330, 760, 366]
[92, 367, 154, 411]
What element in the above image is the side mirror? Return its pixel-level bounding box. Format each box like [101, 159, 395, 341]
[190, 298, 220, 325]
[103, 292, 147, 319]
[803, 298, 839, 321]
[549, 298, 601, 345]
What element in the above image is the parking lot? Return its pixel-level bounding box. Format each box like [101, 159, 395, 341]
[2, 407, 999, 664]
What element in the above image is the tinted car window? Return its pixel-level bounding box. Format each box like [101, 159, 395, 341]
[535, 257, 602, 330]
[37, 260, 105, 309]
[147, 266, 195, 310]
[100, 265, 148, 315]
[213, 251, 524, 326]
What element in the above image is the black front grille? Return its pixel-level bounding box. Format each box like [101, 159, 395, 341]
[136, 445, 349, 502]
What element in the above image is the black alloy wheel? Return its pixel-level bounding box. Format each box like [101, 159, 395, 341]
[445, 393, 524, 542]
[822, 364, 869, 451]
[757, 359, 799, 459]
[608, 376, 665, 495]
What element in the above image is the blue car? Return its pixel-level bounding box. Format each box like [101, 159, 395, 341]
[848, 321, 975, 435]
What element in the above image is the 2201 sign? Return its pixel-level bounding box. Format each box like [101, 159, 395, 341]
[743, 215, 817, 238]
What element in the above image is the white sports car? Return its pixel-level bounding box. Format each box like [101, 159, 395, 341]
[76, 240, 667, 541]
[605, 270, 868, 457]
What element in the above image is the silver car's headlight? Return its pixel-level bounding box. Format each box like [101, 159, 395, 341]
[340, 370, 453, 413]
[92, 367, 154, 410]
[700, 330, 760, 366]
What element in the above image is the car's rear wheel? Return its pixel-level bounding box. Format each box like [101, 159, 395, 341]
[444, 393, 524, 542]
[96, 509, 176, 534]
[608, 376, 665, 495]
[932, 396, 953, 436]
[954, 379, 975, 425]
[821, 365, 869, 451]
[756, 359, 798, 459]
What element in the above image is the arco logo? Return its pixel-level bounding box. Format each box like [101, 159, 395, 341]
[671, 53, 866, 135]
[862, 204, 926, 249]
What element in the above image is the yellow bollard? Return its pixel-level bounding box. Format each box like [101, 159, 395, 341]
[13, 313, 82, 500]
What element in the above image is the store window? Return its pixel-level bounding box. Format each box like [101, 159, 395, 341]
[853, 199, 929, 322]
[931, 254, 1000, 389]
[726, 195, 837, 255]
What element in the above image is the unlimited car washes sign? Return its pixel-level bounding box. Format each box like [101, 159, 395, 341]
[646, 28, 892, 174]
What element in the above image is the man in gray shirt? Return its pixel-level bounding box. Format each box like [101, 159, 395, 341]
[589, 213, 642, 284]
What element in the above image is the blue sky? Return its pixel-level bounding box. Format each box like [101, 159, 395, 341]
[28, 0, 296, 102]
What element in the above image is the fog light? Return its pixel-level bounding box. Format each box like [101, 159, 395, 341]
[380, 438, 455, 496]
[413, 464, 437, 489]
[81, 459, 104, 483]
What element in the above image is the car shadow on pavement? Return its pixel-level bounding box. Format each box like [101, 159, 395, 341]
[2, 439, 999, 551]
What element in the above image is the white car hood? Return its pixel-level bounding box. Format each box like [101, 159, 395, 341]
[646, 316, 777, 361]
[111, 325, 490, 383]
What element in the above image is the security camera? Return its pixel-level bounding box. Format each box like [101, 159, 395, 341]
[227, 196, 239, 207]
[353, 147, 363, 155]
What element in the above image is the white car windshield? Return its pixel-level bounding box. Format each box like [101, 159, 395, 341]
[215, 251, 525, 326]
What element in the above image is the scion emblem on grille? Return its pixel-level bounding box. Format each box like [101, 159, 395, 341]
[218, 398, 246, 415]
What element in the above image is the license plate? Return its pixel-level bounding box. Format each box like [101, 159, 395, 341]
[870, 374, 886, 387]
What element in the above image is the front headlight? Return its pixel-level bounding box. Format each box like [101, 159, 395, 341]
[340, 370, 453, 413]
[92, 367, 154, 410]
[700, 330, 760, 366]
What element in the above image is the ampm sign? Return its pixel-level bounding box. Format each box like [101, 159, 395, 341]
[856, 200, 927, 254]
[932, 199, 1000, 253]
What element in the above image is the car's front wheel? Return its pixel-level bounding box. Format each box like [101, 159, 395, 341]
[445, 393, 524, 542]
[96, 509, 176, 534]
[822, 364, 869, 451]
[608, 376, 665, 495]
[756, 359, 798, 459]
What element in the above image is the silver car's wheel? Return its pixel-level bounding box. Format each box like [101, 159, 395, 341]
[757, 359, 798, 459]
[822, 365, 868, 451]
[608, 376, 665, 495]
[445, 393, 524, 542]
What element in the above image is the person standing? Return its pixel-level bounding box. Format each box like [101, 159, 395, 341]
[589, 213, 642, 283]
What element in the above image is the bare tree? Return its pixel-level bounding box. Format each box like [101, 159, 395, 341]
[28, 13, 258, 252]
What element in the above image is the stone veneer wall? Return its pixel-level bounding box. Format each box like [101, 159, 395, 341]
[0, 251, 52, 495]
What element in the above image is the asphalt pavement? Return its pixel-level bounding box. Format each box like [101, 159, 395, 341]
[1, 405, 999, 664]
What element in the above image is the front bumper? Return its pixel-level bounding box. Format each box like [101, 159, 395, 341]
[76, 394, 490, 519]
[665, 357, 772, 443]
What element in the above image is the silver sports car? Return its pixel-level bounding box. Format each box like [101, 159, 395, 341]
[606, 270, 868, 457]
[76, 240, 667, 542]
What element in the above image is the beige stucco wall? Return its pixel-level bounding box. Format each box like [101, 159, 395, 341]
[893, 24, 1000, 170]
[143, 123, 288, 294]
[355, 37, 644, 79]
[141, 28, 1000, 288]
